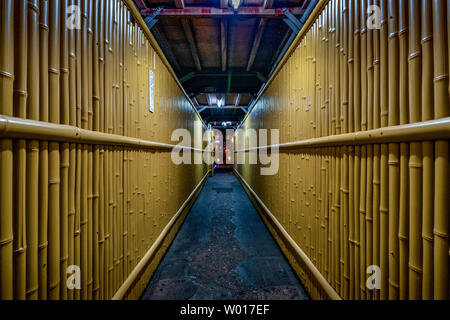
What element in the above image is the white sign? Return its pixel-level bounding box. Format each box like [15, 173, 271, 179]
[149, 69, 154, 113]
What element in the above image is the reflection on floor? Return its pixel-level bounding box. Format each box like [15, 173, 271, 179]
[142, 171, 309, 300]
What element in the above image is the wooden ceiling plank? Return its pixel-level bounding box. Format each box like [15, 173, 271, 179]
[181, 18, 202, 72]
[234, 93, 241, 106]
[135, 0, 147, 9]
[269, 28, 291, 68]
[246, 18, 268, 71]
[263, 0, 275, 9]
[204, 105, 247, 109]
[221, 19, 228, 72]
[207, 94, 213, 107]
[151, 25, 182, 73]
[174, 0, 185, 9]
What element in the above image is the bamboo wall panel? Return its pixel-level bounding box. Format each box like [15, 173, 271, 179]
[235, 0, 449, 300]
[0, 0, 208, 300]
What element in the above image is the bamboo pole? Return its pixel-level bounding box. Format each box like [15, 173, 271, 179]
[420, 0, 434, 300]
[379, 0, 390, 299]
[74, 0, 82, 301]
[60, 0, 70, 301]
[113, 0, 120, 294]
[353, 0, 361, 300]
[371, 0, 381, 301]
[432, 0, 449, 301]
[359, 0, 368, 300]
[0, 0, 14, 301]
[48, 0, 61, 300]
[79, 0, 89, 300]
[98, 0, 106, 299]
[118, 2, 125, 292]
[12, 0, 28, 300]
[347, 0, 355, 300]
[340, 0, 349, 299]
[387, 0, 400, 300]
[106, 0, 114, 298]
[92, 0, 101, 301]
[398, 0, 410, 300]
[25, 0, 40, 300]
[38, 0, 49, 299]
[408, 0, 424, 300]
[86, 0, 94, 300]
[67, 0, 77, 301]
[364, 0, 374, 301]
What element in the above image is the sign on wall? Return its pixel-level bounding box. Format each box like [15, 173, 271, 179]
[149, 69, 154, 113]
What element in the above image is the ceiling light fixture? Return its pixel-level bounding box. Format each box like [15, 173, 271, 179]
[217, 98, 224, 108]
[231, 0, 241, 11]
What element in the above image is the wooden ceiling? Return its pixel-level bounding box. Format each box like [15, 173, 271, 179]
[135, 0, 311, 125]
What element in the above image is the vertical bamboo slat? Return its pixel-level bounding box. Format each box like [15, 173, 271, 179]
[59, 0, 70, 301]
[432, 0, 449, 301]
[408, 0, 423, 300]
[398, 0, 410, 300]
[25, 0, 40, 301]
[420, 0, 434, 300]
[0, 0, 15, 301]
[47, 0, 61, 300]
[12, 0, 28, 300]
[38, 0, 49, 299]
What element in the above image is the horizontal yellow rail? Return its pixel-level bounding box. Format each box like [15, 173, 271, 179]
[236, 117, 450, 152]
[112, 170, 211, 300]
[0, 115, 203, 152]
[234, 169, 341, 300]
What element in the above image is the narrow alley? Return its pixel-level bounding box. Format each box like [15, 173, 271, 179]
[142, 171, 309, 300]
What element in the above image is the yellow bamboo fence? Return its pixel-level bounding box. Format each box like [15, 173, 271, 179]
[0, 0, 209, 300]
[235, 0, 449, 300]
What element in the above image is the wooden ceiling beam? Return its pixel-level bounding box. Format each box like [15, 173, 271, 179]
[151, 25, 182, 73]
[263, 0, 275, 9]
[269, 28, 291, 68]
[180, 18, 202, 72]
[234, 93, 241, 107]
[207, 94, 213, 107]
[221, 19, 228, 72]
[246, 18, 268, 71]
[202, 105, 248, 109]
[134, 0, 147, 9]
[174, 0, 185, 9]
[141, 7, 306, 18]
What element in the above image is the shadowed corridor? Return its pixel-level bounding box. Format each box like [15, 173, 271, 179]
[142, 171, 309, 300]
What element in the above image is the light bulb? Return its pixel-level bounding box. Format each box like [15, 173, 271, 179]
[231, 0, 241, 10]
